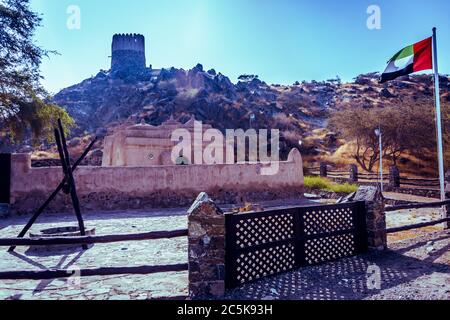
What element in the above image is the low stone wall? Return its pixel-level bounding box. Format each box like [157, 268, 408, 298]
[10, 149, 304, 214]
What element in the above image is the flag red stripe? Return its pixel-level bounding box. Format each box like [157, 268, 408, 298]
[413, 37, 432, 72]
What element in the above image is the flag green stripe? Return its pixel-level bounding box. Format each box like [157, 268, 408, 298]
[391, 45, 414, 61]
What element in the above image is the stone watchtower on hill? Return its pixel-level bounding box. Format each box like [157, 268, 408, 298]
[111, 33, 146, 74]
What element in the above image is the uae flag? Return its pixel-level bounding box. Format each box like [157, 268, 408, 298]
[380, 37, 433, 83]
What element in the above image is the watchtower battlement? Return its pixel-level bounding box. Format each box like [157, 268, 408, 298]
[111, 33, 147, 74]
[112, 33, 145, 53]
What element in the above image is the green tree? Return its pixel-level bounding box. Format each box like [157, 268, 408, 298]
[329, 103, 436, 172]
[0, 0, 73, 149]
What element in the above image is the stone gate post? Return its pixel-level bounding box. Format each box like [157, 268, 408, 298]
[353, 185, 387, 250]
[187, 192, 226, 299]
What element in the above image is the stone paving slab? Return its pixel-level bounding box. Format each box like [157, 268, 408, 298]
[224, 230, 450, 300]
[0, 209, 189, 300]
[0, 200, 447, 300]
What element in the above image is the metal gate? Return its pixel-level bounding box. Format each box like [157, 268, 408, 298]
[0, 154, 11, 204]
[225, 201, 368, 288]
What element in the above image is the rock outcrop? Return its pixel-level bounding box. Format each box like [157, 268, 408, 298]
[52, 65, 450, 162]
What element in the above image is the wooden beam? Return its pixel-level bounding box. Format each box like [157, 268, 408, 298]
[400, 177, 440, 183]
[8, 137, 97, 252]
[0, 263, 188, 280]
[399, 182, 440, 187]
[0, 229, 188, 247]
[387, 218, 450, 233]
[385, 200, 450, 212]
[55, 121, 87, 249]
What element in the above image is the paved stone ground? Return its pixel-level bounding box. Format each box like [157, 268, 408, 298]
[0, 209, 189, 300]
[0, 197, 448, 300]
[0, 199, 315, 300]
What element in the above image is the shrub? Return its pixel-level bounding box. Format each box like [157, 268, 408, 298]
[329, 182, 359, 193]
[304, 176, 358, 194]
[304, 176, 333, 190]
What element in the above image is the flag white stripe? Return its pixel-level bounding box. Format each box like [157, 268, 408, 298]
[383, 54, 413, 74]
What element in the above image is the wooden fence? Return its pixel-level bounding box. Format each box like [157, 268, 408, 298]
[224, 201, 368, 288]
[0, 229, 188, 280]
[385, 200, 450, 233]
[307, 163, 440, 191]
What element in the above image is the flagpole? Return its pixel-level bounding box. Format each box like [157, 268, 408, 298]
[432, 27, 446, 201]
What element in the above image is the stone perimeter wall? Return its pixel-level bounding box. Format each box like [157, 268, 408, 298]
[10, 149, 304, 214]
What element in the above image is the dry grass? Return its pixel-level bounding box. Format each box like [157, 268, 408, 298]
[283, 130, 303, 145]
[273, 113, 294, 126]
[323, 142, 357, 166]
[320, 140, 439, 177]
[387, 226, 443, 243]
[31, 151, 59, 160]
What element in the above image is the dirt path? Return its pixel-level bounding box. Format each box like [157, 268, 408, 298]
[384, 192, 437, 203]
[383, 192, 446, 243]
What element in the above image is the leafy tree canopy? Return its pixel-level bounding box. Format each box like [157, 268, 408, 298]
[329, 102, 437, 172]
[0, 0, 73, 149]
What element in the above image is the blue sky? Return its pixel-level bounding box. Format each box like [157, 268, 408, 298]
[31, 0, 450, 94]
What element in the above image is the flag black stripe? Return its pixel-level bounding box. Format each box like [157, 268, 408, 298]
[379, 64, 414, 83]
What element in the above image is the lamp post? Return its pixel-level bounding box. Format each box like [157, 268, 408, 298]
[375, 126, 383, 192]
[249, 113, 255, 129]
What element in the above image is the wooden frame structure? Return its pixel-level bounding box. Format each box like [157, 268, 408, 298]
[8, 119, 98, 252]
[0, 229, 188, 280]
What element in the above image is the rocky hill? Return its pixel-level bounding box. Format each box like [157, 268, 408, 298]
[52, 64, 450, 168]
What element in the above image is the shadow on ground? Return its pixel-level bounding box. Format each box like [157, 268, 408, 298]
[224, 232, 450, 300]
[9, 249, 86, 294]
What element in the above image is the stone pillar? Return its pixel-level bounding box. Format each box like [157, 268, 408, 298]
[188, 192, 226, 299]
[320, 162, 327, 178]
[353, 185, 387, 250]
[444, 171, 450, 229]
[349, 164, 358, 183]
[389, 166, 400, 188]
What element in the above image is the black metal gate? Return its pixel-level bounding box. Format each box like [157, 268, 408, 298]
[225, 201, 368, 288]
[0, 154, 11, 204]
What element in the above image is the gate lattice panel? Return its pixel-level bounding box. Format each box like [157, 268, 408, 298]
[225, 202, 368, 288]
